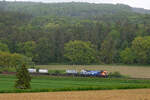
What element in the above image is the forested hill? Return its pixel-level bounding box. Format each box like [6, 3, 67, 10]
[1, 1, 150, 65]
[132, 8, 150, 14]
[1, 2, 150, 18]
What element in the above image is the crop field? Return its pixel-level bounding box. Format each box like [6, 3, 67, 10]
[36, 65, 150, 78]
[1, 75, 150, 93]
[0, 89, 150, 100]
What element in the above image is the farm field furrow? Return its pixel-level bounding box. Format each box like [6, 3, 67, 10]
[0, 89, 150, 100]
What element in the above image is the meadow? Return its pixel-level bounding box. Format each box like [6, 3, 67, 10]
[36, 65, 150, 78]
[0, 75, 150, 93]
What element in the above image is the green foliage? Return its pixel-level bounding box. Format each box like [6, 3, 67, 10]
[0, 51, 34, 68]
[100, 30, 120, 63]
[121, 36, 150, 64]
[64, 40, 97, 65]
[34, 38, 52, 64]
[120, 48, 136, 64]
[0, 42, 9, 52]
[0, 2, 150, 65]
[15, 64, 31, 89]
[0, 67, 16, 73]
[108, 71, 126, 78]
[2, 2, 150, 18]
[17, 41, 36, 58]
[48, 70, 65, 74]
[131, 36, 150, 64]
[0, 51, 12, 68]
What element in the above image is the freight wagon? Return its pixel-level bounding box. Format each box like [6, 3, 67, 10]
[28, 68, 49, 75]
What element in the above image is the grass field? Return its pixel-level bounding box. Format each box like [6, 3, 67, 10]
[0, 89, 150, 100]
[36, 65, 150, 78]
[1, 75, 150, 93]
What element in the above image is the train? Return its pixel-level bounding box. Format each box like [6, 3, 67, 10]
[66, 70, 108, 77]
[28, 68, 108, 77]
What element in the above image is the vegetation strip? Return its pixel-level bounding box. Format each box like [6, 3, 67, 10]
[0, 75, 150, 93]
[0, 85, 150, 93]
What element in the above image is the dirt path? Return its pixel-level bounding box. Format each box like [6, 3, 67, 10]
[0, 89, 150, 100]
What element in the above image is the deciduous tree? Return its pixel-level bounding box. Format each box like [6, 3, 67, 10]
[64, 40, 97, 64]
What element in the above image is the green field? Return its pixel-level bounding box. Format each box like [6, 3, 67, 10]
[36, 65, 150, 78]
[1, 75, 150, 93]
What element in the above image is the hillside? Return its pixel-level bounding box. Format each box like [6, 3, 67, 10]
[0, 1, 150, 65]
[1, 2, 150, 18]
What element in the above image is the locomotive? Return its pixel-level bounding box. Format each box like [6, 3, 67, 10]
[66, 69, 108, 77]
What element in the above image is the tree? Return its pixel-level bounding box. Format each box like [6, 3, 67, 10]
[64, 40, 97, 65]
[1, 2, 150, 65]
[23, 41, 36, 58]
[0, 42, 9, 52]
[100, 30, 120, 63]
[0, 51, 34, 68]
[131, 36, 150, 64]
[120, 48, 136, 64]
[15, 64, 31, 89]
[11, 53, 34, 68]
[34, 38, 52, 64]
[16, 41, 36, 58]
[0, 51, 12, 68]
[120, 36, 150, 64]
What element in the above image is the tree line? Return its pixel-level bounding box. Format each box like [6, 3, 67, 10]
[0, 2, 150, 66]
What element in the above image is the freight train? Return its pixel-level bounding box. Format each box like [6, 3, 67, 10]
[66, 70, 108, 77]
[28, 68, 108, 77]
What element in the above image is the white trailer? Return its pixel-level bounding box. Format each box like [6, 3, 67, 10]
[66, 70, 78, 74]
[28, 68, 37, 73]
[38, 69, 48, 73]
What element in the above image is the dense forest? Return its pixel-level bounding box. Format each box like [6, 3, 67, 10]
[0, 1, 150, 66]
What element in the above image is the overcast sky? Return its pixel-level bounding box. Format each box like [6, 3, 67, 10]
[4, 0, 150, 10]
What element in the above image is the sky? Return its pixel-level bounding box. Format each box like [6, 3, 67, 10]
[4, 0, 150, 10]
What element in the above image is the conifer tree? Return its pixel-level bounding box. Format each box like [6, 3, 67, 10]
[15, 64, 31, 89]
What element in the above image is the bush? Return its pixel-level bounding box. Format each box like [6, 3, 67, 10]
[108, 71, 124, 78]
[48, 70, 65, 74]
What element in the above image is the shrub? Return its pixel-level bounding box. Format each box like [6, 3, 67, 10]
[48, 70, 65, 74]
[108, 71, 124, 78]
